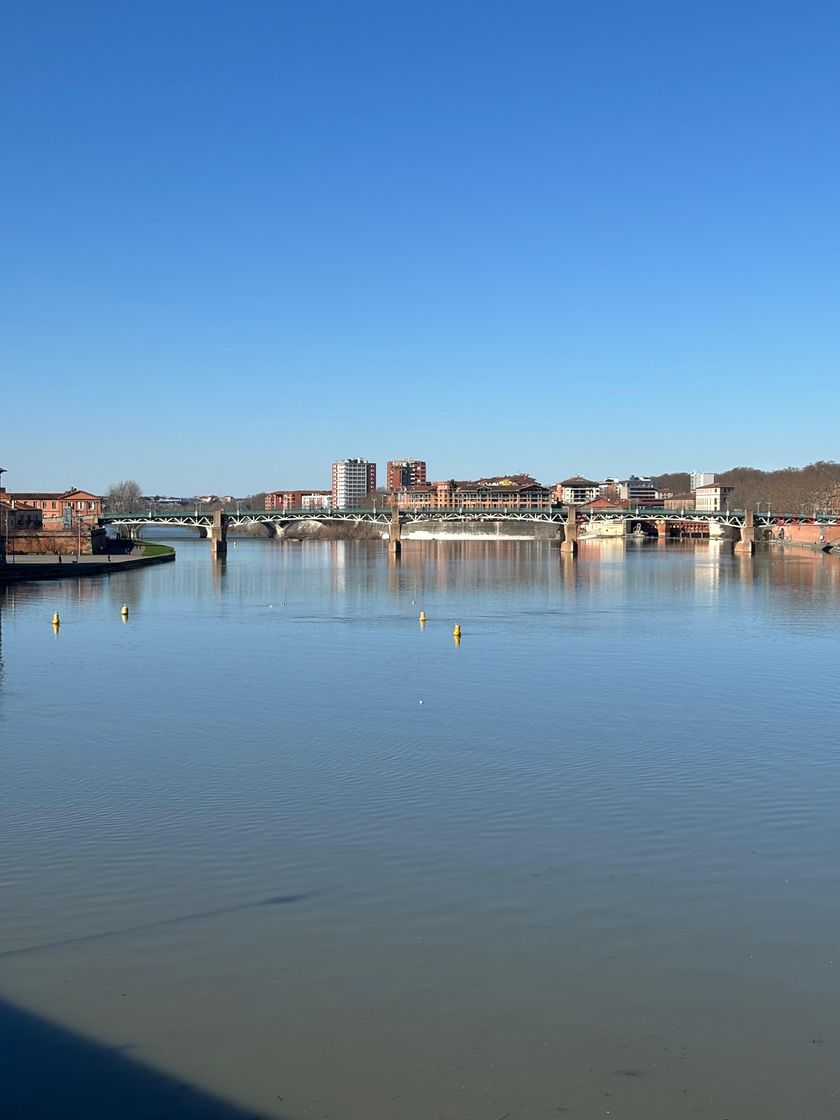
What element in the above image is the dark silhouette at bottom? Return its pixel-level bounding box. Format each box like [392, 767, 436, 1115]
[0, 997, 279, 1120]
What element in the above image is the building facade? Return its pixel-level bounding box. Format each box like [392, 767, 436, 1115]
[265, 490, 331, 511]
[386, 459, 427, 492]
[690, 471, 716, 491]
[331, 459, 377, 508]
[5, 489, 102, 530]
[556, 476, 600, 504]
[663, 494, 696, 511]
[694, 483, 735, 512]
[395, 475, 550, 510]
[0, 500, 43, 530]
[618, 476, 659, 505]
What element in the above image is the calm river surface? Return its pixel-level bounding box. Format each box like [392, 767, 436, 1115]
[2, 538, 840, 1119]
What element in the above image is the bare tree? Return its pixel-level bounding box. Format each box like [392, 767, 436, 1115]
[719, 462, 840, 512]
[105, 480, 143, 513]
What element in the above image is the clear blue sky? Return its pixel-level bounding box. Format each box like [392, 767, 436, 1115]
[3, 1, 838, 496]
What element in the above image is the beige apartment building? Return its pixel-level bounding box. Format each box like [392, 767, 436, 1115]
[395, 475, 551, 510]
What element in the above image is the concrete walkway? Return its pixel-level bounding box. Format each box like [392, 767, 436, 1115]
[0, 549, 174, 582]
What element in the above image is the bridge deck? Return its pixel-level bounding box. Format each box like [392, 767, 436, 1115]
[101, 507, 840, 528]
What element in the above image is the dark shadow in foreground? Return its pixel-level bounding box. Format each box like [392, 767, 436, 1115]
[0, 997, 280, 1120]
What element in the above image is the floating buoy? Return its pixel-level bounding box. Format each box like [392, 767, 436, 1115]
[121, 604, 129, 617]
[419, 611, 426, 623]
[52, 612, 60, 626]
[453, 624, 461, 638]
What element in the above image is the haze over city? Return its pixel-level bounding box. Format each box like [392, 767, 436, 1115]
[3, 0, 839, 495]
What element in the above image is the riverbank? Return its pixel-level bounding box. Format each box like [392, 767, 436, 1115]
[0, 544, 176, 583]
[768, 539, 840, 555]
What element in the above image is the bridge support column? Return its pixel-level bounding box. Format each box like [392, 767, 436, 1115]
[209, 510, 228, 555]
[388, 506, 402, 557]
[561, 506, 578, 555]
[734, 510, 755, 555]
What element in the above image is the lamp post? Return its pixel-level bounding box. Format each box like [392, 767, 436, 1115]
[0, 466, 7, 565]
[1, 501, 9, 564]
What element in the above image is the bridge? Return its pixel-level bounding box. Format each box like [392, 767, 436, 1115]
[100, 506, 840, 557]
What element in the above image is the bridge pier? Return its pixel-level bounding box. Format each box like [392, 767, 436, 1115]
[388, 507, 402, 557]
[561, 506, 578, 555]
[734, 510, 755, 555]
[208, 510, 228, 555]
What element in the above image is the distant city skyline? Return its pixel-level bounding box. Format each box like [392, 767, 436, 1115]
[3, 2, 839, 494]
[1, 454, 835, 501]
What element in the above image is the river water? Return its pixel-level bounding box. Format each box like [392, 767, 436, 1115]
[2, 538, 839, 1119]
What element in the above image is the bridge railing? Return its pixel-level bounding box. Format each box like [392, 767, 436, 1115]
[100, 506, 840, 524]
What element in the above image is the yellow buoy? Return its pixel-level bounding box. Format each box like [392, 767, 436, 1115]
[453, 624, 461, 638]
[52, 612, 60, 626]
[418, 611, 426, 623]
[121, 604, 129, 617]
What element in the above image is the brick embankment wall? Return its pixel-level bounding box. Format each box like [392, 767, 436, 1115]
[767, 522, 840, 551]
[11, 529, 108, 555]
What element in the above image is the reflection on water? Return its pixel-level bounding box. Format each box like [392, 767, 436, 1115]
[2, 540, 840, 1120]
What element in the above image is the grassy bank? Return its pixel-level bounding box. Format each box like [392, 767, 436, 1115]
[141, 542, 176, 557]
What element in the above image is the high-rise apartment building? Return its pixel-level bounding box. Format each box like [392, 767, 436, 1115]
[331, 459, 377, 508]
[690, 471, 715, 491]
[386, 459, 427, 492]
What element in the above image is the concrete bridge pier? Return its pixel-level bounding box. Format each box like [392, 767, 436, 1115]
[734, 510, 755, 555]
[561, 506, 578, 555]
[388, 507, 402, 557]
[208, 510, 228, 555]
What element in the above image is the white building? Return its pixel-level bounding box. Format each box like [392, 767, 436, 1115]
[558, 476, 601, 504]
[331, 458, 377, 508]
[694, 483, 734, 511]
[690, 471, 716, 491]
[301, 493, 331, 510]
[618, 476, 659, 504]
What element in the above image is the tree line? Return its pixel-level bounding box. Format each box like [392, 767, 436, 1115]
[654, 461, 840, 512]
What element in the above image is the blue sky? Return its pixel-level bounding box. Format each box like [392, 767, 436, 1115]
[2, 1, 838, 495]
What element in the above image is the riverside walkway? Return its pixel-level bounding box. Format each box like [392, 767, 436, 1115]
[0, 547, 175, 583]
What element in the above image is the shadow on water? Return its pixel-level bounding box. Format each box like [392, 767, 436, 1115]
[0, 996, 278, 1119]
[0, 893, 314, 960]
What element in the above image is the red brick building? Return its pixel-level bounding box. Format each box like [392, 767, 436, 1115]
[4, 488, 102, 530]
[386, 459, 427, 492]
[0, 499, 43, 530]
